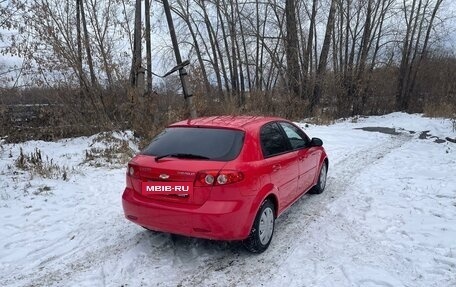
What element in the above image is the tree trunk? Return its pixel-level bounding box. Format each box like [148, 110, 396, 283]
[162, 0, 196, 117]
[396, 0, 418, 111]
[354, 0, 373, 114]
[79, 0, 97, 86]
[87, 0, 114, 87]
[406, 0, 443, 109]
[235, 0, 251, 92]
[173, 1, 211, 96]
[76, 0, 86, 89]
[228, 0, 239, 99]
[130, 0, 142, 87]
[303, 0, 317, 79]
[311, 0, 337, 113]
[198, 0, 223, 96]
[285, 0, 301, 97]
[254, 0, 260, 90]
[145, 0, 152, 93]
[217, 0, 234, 97]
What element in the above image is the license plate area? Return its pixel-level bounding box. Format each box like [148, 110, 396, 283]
[141, 182, 193, 196]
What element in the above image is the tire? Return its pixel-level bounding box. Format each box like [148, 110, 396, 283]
[309, 161, 328, 194]
[243, 199, 275, 253]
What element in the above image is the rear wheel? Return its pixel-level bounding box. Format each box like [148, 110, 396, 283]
[243, 199, 275, 253]
[309, 162, 327, 194]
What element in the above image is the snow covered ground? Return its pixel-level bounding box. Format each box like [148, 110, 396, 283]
[1, 112, 455, 287]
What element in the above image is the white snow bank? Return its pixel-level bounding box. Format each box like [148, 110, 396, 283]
[0, 113, 455, 287]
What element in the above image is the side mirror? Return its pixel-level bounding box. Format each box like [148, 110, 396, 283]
[310, 137, 323, 147]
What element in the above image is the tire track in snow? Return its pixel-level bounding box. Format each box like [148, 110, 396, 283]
[8, 133, 412, 287]
[4, 217, 140, 287]
[175, 133, 412, 287]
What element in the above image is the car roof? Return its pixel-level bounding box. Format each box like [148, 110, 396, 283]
[169, 115, 286, 130]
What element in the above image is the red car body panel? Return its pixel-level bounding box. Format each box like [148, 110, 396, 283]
[122, 116, 328, 240]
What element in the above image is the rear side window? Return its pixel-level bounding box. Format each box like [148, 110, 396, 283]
[142, 127, 244, 161]
[260, 123, 291, 157]
[278, 122, 309, 149]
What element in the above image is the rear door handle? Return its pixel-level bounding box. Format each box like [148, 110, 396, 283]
[272, 164, 281, 171]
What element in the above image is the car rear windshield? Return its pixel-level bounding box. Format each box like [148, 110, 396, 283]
[142, 127, 245, 161]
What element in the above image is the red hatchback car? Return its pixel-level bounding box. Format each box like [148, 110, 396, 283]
[122, 116, 328, 252]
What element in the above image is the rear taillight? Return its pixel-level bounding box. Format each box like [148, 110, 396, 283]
[126, 164, 138, 192]
[126, 165, 133, 189]
[195, 170, 244, 186]
[127, 164, 139, 179]
[128, 165, 135, 176]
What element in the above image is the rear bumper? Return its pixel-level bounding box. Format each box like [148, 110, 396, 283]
[122, 188, 254, 240]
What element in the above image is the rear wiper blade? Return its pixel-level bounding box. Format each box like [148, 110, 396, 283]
[155, 153, 210, 162]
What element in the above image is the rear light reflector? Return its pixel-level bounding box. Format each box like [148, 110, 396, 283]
[126, 164, 138, 191]
[127, 164, 139, 178]
[195, 170, 244, 186]
[217, 174, 227, 185]
[205, 174, 215, 185]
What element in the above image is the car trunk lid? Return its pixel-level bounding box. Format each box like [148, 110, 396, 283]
[129, 155, 226, 205]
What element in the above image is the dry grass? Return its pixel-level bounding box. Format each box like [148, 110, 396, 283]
[304, 107, 337, 125]
[423, 102, 456, 119]
[33, 185, 53, 196]
[83, 132, 137, 167]
[2, 58, 456, 146]
[15, 147, 69, 180]
[423, 102, 456, 134]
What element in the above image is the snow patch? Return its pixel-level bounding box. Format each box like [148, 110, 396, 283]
[1, 113, 455, 286]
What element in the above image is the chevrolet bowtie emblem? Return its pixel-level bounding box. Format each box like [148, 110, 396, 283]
[159, 174, 170, 180]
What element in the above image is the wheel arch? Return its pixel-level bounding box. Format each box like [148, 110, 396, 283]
[323, 156, 329, 170]
[311, 152, 328, 186]
[264, 193, 279, 218]
[244, 183, 279, 237]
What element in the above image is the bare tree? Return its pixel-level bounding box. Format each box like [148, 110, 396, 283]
[173, 0, 211, 95]
[396, 0, 444, 111]
[79, 0, 97, 86]
[76, 0, 86, 88]
[145, 0, 152, 92]
[195, 0, 224, 96]
[311, 0, 337, 113]
[86, 0, 118, 86]
[285, 0, 301, 97]
[303, 0, 317, 82]
[1, 0, 451, 123]
[130, 0, 142, 87]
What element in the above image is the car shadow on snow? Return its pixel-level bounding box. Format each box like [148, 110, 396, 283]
[140, 228, 246, 255]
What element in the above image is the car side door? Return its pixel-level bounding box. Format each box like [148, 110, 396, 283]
[260, 122, 298, 211]
[278, 122, 318, 196]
